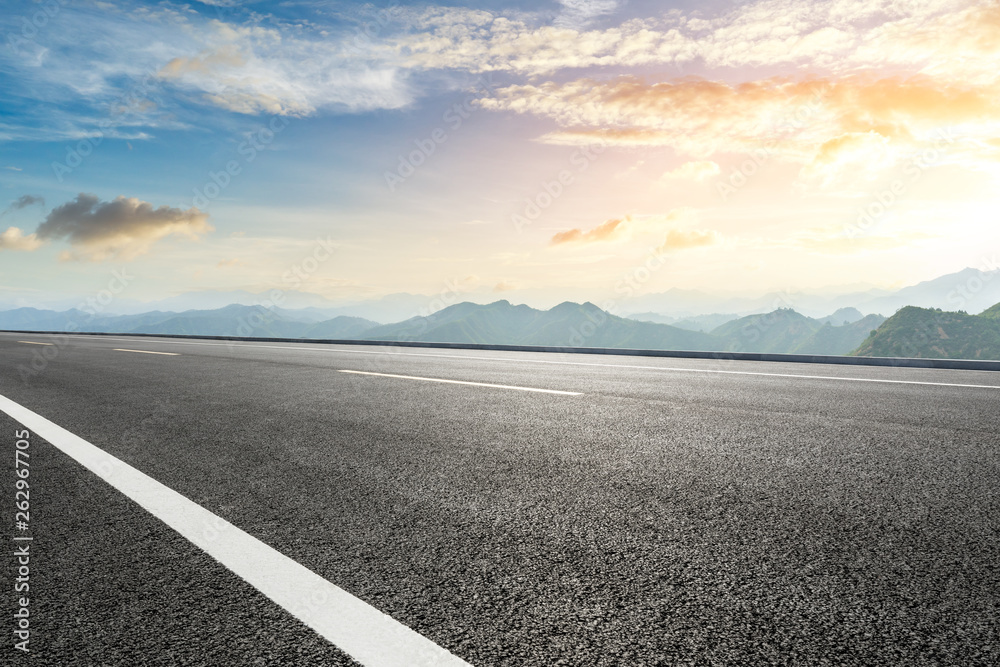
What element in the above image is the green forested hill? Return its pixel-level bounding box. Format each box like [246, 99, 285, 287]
[852, 305, 1000, 359]
[980, 302, 1000, 320]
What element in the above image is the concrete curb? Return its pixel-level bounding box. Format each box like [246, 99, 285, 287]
[5, 329, 1000, 372]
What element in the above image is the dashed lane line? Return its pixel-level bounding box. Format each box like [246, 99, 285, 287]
[339, 369, 583, 395]
[7, 333, 1000, 389]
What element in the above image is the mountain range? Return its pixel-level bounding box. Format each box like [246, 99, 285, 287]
[0, 304, 379, 340]
[5, 266, 1000, 359]
[0, 300, 887, 357]
[5, 267, 998, 323]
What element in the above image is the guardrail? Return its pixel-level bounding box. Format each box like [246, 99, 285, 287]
[4, 329, 1000, 371]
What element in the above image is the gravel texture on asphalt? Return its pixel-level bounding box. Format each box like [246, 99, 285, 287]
[2, 332, 999, 665]
[0, 409, 359, 666]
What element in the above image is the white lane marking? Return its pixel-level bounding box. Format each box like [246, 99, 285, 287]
[0, 394, 470, 667]
[113, 348, 179, 356]
[12, 333, 1000, 389]
[339, 369, 583, 395]
[18, 341, 54, 345]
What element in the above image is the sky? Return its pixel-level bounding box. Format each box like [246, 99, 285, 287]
[1, 0, 998, 311]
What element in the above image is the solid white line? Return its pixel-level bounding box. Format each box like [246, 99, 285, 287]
[339, 369, 583, 395]
[18, 341, 54, 345]
[12, 333, 1000, 390]
[113, 348, 179, 356]
[0, 394, 470, 667]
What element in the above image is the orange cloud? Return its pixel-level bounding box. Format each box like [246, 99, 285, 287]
[481, 73, 1000, 183]
[658, 229, 720, 252]
[550, 217, 626, 245]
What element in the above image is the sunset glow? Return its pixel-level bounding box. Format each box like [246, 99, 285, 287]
[2, 0, 998, 307]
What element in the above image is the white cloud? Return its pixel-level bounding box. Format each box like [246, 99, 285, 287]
[156, 21, 412, 116]
[554, 0, 622, 29]
[0, 227, 43, 252]
[798, 131, 897, 191]
[0, 4, 415, 137]
[384, 0, 986, 79]
[2, 0, 992, 135]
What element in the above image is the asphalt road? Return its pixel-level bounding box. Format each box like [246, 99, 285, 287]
[2, 331, 1000, 665]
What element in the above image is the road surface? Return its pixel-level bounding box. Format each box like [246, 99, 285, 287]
[2, 331, 999, 665]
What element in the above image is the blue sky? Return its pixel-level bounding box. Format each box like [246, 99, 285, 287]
[1, 0, 998, 310]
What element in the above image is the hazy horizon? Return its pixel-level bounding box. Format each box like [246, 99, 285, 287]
[4, 264, 1000, 328]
